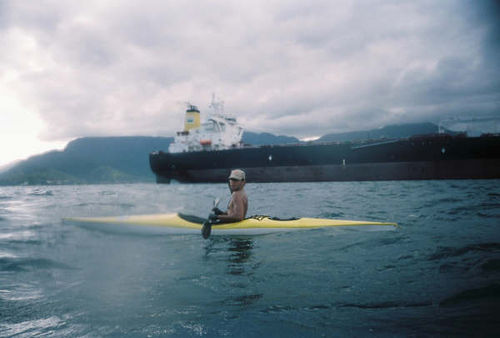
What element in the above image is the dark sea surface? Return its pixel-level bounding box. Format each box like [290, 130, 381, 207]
[1, 180, 499, 337]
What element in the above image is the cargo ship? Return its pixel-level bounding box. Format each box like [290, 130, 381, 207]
[149, 100, 500, 183]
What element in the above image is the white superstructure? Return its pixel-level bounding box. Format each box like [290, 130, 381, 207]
[168, 96, 244, 153]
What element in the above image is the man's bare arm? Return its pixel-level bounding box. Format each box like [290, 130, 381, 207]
[217, 193, 245, 222]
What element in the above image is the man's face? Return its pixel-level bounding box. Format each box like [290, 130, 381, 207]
[229, 178, 245, 191]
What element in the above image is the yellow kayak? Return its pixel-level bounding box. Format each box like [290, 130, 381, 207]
[63, 213, 397, 235]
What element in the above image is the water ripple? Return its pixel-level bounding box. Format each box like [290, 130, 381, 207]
[339, 301, 432, 309]
[28, 189, 54, 197]
[0, 230, 36, 242]
[440, 284, 500, 307]
[481, 259, 500, 273]
[0, 316, 66, 337]
[0, 257, 74, 272]
[428, 243, 500, 260]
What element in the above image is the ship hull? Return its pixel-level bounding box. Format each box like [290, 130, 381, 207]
[149, 135, 500, 183]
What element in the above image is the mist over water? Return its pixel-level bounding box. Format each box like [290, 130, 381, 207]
[1, 181, 499, 336]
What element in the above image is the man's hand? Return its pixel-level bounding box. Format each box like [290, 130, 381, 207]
[212, 207, 224, 215]
[208, 213, 218, 222]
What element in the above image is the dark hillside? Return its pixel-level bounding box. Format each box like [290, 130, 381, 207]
[317, 122, 454, 142]
[0, 137, 173, 185]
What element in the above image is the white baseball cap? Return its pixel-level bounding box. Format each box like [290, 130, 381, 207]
[228, 169, 246, 181]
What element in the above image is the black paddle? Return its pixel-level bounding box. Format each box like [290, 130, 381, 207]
[201, 198, 220, 239]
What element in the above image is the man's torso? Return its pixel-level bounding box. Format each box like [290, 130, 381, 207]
[228, 190, 248, 219]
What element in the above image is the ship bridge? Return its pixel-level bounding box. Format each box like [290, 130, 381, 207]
[168, 96, 243, 153]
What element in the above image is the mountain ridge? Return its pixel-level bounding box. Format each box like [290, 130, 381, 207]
[316, 122, 454, 142]
[0, 123, 449, 185]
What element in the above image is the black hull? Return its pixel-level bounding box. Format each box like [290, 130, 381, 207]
[149, 135, 500, 183]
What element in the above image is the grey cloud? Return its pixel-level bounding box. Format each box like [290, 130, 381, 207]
[1, 0, 499, 143]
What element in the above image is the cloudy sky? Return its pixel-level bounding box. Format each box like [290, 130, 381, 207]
[1, 0, 499, 166]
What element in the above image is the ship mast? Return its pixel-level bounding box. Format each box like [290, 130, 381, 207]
[209, 93, 225, 116]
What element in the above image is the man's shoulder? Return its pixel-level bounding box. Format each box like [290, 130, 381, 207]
[232, 189, 247, 199]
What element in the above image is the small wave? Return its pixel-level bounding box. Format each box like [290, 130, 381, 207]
[440, 284, 500, 307]
[481, 259, 500, 272]
[224, 293, 263, 306]
[73, 202, 135, 209]
[436, 197, 465, 203]
[0, 285, 43, 301]
[339, 301, 432, 309]
[379, 264, 397, 271]
[321, 212, 345, 218]
[478, 202, 500, 209]
[428, 242, 500, 260]
[0, 316, 65, 337]
[99, 191, 117, 196]
[438, 262, 471, 274]
[477, 211, 500, 218]
[461, 202, 500, 216]
[0, 251, 17, 259]
[376, 237, 402, 246]
[446, 207, 466, 216]
[0, 257, 74, 272]
[28, 189, 54, 197]
[304, 304, 331, 311]
[0, 230, 36, 241]
[261, 304, 295, 313]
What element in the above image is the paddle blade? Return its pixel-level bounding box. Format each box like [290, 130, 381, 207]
[201, 221, 212, 239]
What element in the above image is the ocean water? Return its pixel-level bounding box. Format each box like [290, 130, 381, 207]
[0, 180, 499, 337]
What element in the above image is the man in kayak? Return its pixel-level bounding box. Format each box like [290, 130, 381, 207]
[212, 169, 248, 222]
[202, 169, 248, 238]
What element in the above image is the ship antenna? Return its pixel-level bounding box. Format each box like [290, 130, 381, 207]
[209, 93, 224, 115]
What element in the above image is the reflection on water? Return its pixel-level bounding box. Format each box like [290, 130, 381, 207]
[227, 238, 253, 275]
[225, 239, 264, 306]
[204, 237, 264, 307]
[204, 238, 255, 274]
